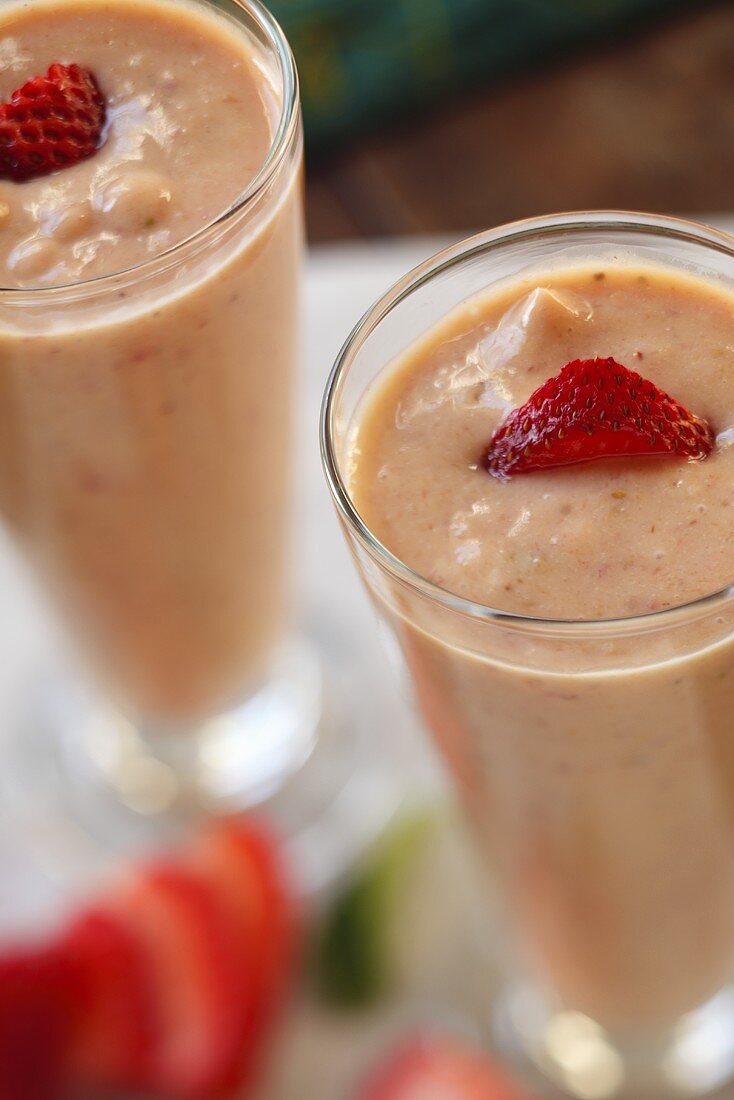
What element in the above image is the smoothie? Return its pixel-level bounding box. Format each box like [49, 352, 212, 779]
[0, 0, 302, 717]
[348, 263, 734, 1027]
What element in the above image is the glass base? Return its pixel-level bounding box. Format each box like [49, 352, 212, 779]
[1, 622, 400, 898]
[493, 982, 734, 1099]
[62, 637, 324, 816]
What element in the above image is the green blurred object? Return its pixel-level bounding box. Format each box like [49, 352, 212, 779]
[314, 809, 437, 1009]
[268, 0, 694, 149]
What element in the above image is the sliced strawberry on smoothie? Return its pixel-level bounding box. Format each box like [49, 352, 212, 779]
[360, 1037, 528, 1100]
[0, 63, 106, 181]
[0, 945, 74, 1100]
[112, 860, 251, 1100]
[483, 356, 714, 479]
[188, 818, 299, 1087]
[60, 904, 156, 1090]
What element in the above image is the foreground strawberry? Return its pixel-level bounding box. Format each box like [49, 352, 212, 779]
[94, 818, 296, 1099]
[114, 862, 251, 1100]
[0, 946, 73, 1100]
[483, 356, 714, 478]
[0, 63, 106, 181]
[190, 819, 298, 1088]
[0, 818, 296, 1100]
[360, 1037, 527, 1100]
[61, 905, 156, 1090]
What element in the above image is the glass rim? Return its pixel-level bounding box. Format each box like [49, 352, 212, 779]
[0, 0, 300, 296]
[320, 210, 734, 637]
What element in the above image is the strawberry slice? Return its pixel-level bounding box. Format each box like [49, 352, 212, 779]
[0, 821, 295, 1100]
[0, 63, 106, 181]
[189, 818, 299, 1089]
[60, 905, 156, 1090]
[483, 356, 714, 479]
[113, 861, 250, 1100]
[0, 945, 74, 1100]
[360, 1037, 527, 1100]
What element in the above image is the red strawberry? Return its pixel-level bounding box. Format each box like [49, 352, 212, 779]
[113, 861, 251, 1100]
[61, 905, 156, 1090]
[0, 945, 74, 1100]
[0, 63, 106, 181]
[483, 356, 714, 479]
[360, 1037, 527, 1100]
[189, 818, 298, 1088]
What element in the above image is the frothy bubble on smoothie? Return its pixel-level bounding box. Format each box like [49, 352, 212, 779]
[395, 287, 593, 427]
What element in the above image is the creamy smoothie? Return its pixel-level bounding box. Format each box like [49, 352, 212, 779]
[0, 0, 302, 716]
[348, 263, 734, 1027]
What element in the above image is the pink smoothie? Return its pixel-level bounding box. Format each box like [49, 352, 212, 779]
[349, 263, 734, 1026]
[0, 0, 302, 717]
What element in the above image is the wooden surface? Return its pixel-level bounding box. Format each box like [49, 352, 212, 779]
[307, 1, 734, 242]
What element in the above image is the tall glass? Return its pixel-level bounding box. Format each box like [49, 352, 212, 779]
[321, 213, 734, 1097]
[1, 0, 317, 830]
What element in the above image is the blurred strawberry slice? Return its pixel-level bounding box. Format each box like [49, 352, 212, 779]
[61, 905, 156, 1089]
[114, 861, 251, 1099]
[360, 1037, 528, 1100]
[0, 819, 297, 1100]
[0, 946, 73, 1100]
[190, 816, 298, 1073]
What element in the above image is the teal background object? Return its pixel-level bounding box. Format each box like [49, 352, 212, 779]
[268, 0, 694, 149]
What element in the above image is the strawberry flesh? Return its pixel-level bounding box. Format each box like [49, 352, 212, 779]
[0, 945, 75, 1100]
[360, 1037, 527, 1100]
[483, 356, 714, 479]
[61, 905, 156, 1089]
[0, 819, 296, 1100]
[0, 63, 106, 181]
[189, 818, 299, 1092]
[114, 861, 254, 1100]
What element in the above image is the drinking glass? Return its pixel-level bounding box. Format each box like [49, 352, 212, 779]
[0, 0, 389, 888]
[321, 212, 734, 1097]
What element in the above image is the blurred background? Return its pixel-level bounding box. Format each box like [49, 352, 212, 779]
[267, 0, 734, 241]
